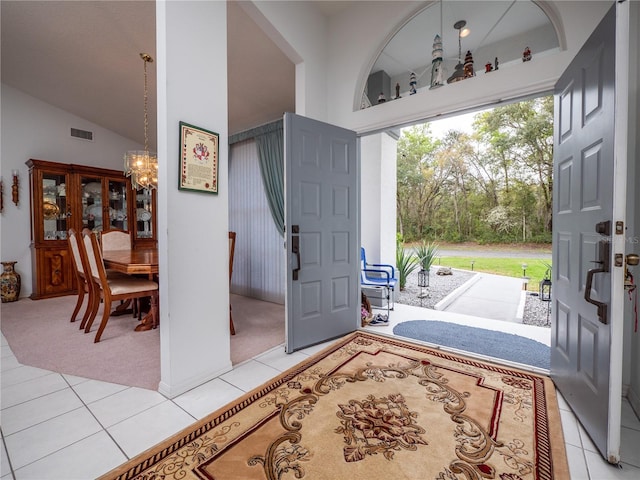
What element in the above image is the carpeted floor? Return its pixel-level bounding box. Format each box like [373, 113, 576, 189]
[393, 320, 550, 369]
[100, 331, 568, 480]
[0, 294, 284, 390]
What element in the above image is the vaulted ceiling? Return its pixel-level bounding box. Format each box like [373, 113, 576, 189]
[1, 1, 556, 148]
[1, 0, 307, 148]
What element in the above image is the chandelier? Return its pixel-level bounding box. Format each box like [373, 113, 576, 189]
[447, 20, 469, 84]
[124, 53, 158, 190]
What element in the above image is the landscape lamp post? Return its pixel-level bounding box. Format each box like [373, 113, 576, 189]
[522, 263, 529, 291]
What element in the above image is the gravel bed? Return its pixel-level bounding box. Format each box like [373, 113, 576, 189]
[522, 293, 552, 327]
[395, 267, 552, 328]
[395, 267, 476, 309]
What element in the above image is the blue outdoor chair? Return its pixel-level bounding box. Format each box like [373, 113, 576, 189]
[360, 247, 397, 315]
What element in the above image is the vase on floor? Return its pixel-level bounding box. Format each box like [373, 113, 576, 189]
[1, 261, 21, 302]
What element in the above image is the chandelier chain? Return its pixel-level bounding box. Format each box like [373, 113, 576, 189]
[143, 54, 150, 155]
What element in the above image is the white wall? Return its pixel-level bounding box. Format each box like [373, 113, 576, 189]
[156, 0, 230, 398]
[360, 132, 397, 264]
[0, 84, 142, 297]
[246, 1, 329, 122]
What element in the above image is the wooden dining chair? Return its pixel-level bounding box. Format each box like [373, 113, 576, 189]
[100, 230, 132, 251]
[229, 231, 236, 335]
[100, 230, 142, 317]
[67, 228, 94, 326]
[82, 229, 159, 343]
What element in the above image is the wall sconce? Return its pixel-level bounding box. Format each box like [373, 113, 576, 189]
[11, 170, 19, 206]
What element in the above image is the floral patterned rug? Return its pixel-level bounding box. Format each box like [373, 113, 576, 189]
[101, 331, 569, 480]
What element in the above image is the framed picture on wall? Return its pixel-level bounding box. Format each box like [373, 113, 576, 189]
[179, 121, 219, 194]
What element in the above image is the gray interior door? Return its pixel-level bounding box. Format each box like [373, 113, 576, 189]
[284, 113, 359, 353]
[551, 3, 626, 463]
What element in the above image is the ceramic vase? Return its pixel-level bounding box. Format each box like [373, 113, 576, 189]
[1, 261, 21, 302]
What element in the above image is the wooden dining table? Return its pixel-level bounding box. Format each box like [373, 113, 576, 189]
[102, 248, 159, 276]
[102, 248, 159, 331]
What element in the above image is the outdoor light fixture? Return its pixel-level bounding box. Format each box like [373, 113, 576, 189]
[418, 269, 429, 289]
[124, 53, 158, 190]
[447, 20, 468, 84]
[11, 170, 19, 206]
[539, 278, 552, 302]
[521, 263, 529, 291]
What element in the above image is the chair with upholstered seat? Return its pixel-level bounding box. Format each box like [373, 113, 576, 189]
[67, 228, 94, 326]
[68, 228, 130, 330]
[82, 230, 159, 343]
[100, 230, 132, 251]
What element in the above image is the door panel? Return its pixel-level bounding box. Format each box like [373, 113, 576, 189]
[284, 113, 359, 352]
[551, 3, 626, 462]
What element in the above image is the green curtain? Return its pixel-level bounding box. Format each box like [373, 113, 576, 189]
[229, 120, 284, 236]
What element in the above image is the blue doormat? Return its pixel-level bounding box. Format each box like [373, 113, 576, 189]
[392, 320, 550, 369]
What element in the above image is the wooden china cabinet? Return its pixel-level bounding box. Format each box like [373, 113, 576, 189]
[26, 159, 157, 299]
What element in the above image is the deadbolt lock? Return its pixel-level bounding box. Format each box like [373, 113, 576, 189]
[624, 253, 639, 291]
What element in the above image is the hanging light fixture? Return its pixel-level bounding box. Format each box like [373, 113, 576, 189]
[124, 53, 158, 190]
[447, 20, 468, 84]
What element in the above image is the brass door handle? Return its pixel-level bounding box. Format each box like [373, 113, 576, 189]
[584, 240, 610, 324]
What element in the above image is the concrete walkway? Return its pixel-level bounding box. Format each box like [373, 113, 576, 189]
[439, 272, 525, 322]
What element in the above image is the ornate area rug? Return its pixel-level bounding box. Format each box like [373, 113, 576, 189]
[101, 331, 569, 480]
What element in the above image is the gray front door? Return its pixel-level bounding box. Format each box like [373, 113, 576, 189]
[284, 113, 359, 353]
[551, 3, 628, 463]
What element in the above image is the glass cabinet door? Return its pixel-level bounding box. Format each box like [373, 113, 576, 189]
[107, 179, 128, 231]
[80, 176, 104, 232]
[41, 173, 68, 241]
[135, 187, 154, 239]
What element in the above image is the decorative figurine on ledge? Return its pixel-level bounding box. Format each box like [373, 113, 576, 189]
[494, 57, 499, 70]
[523, 47, 532, 62]
[377, 92, 386, 103]
[409, 72, 417, 95]
[485, 62, 493, 73]
[430, 34, 445, 89]
[463, 50, 475, 78]
[394, 83, 401, 99]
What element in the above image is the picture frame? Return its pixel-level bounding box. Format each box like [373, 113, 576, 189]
[179, 121, 219, 194]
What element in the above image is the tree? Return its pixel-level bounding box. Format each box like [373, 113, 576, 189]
[396, 125, 445, 241]
[396, 96, 554, 244]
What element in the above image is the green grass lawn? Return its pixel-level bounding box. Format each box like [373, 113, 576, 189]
[433, 256, 551, 291]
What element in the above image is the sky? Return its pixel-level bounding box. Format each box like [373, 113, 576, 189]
[422, 106, 494, 139]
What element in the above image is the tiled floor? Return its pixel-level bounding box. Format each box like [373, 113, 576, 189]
[1, 302, 639, 479]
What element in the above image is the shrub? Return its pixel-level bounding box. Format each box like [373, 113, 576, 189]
[396, 240, 419, 291]
[414, 241, 439, 271]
